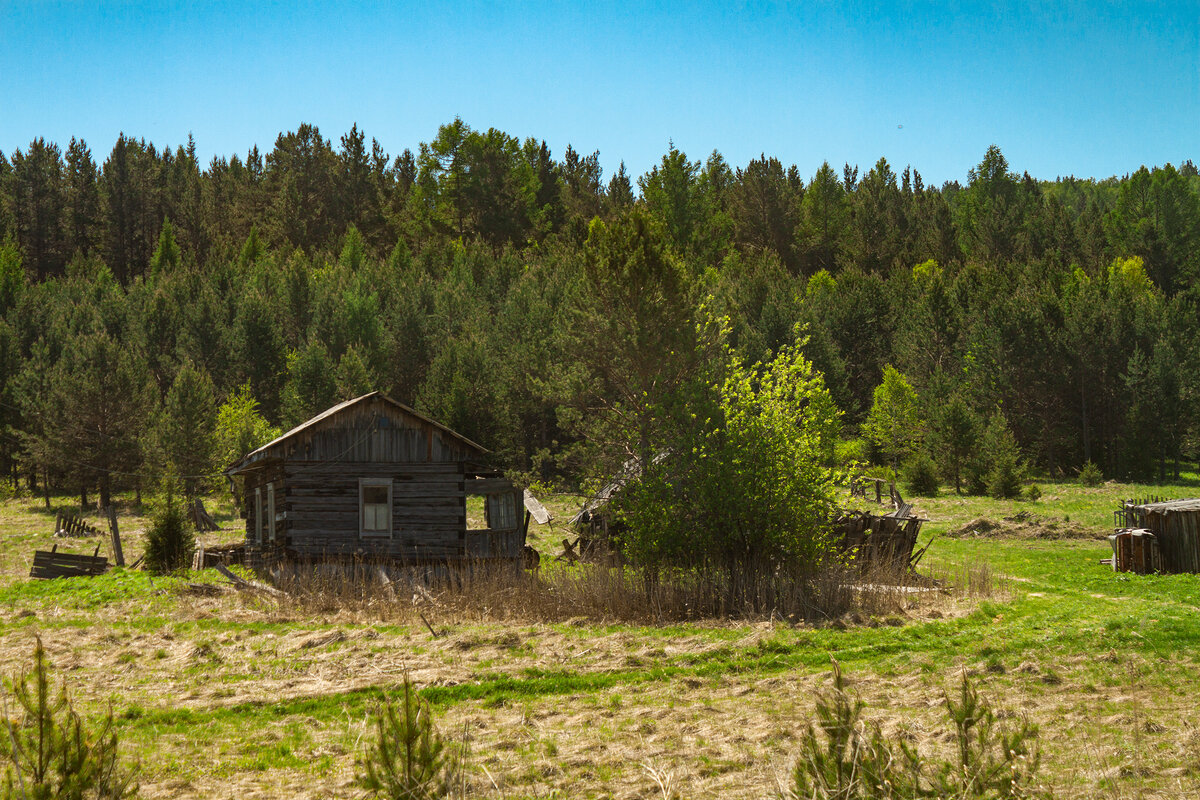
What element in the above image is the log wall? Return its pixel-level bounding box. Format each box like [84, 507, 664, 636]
[240, 461, 525, 562]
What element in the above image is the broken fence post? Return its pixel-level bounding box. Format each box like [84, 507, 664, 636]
[107, 506, 124, 567]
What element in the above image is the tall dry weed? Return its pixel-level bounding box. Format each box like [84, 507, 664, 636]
[261, 554, 966, 626]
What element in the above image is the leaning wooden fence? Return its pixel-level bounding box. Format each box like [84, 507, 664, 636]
[52, 508, 125, 567]
[54, 511, 105, 537]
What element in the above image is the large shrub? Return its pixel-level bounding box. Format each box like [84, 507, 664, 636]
[615, 324, 841, 609]
[902, 451, 939, 497]
[142, 492, 195, 574]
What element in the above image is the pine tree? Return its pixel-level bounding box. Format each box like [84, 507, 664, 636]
[148, 217, 181, 276]
[863, 365, 922, 473]
[150, 361, 218, 498]
[280, 340, 337, 427]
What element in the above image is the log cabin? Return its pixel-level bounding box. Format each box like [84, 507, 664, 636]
[224, 392, 526, 565]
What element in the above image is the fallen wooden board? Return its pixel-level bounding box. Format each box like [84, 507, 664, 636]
[523, 489, 552, 525]
[215, 563, 286, 598]
[31, 546, 108, 579]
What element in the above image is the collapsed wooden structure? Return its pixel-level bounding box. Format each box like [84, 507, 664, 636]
[831, 507, 927, 571]
[571, 463, 927, 571]
[1111, 498, 1200, 574]
[49, 507, 124, 568]
[224, 392, 527, 567]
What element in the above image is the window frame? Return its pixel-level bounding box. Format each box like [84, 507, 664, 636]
[266, 482, 276, 544]
[359, 477, 393, 538]
[254, 487, 263, 545]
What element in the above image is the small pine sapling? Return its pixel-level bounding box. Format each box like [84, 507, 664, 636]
[789, 663, 1050, 800]
[356, 674, 463, 800]
[1, 638, 137, 799]
[1078, 460, 1103, 487]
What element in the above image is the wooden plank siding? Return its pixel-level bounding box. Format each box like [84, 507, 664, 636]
[231, 394, 486, 472]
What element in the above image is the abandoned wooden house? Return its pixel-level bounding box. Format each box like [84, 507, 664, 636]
[224, 392, 527, 565]
[1112, 498, 1200, 574]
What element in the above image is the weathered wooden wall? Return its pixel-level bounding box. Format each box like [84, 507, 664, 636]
[251, 396, 480, 466]
[241, 462, 525, 562]
[231, 394, 525, 564]
[285, 462, 466, 558]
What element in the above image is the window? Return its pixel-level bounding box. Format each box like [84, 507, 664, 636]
[267, 483, 276, 543]
[360, 478, 393, 537]
[254, 487, 263, 544]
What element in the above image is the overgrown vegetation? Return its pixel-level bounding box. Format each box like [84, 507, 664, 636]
[1, 638, 137, 799]
[613, 321, 843, 614]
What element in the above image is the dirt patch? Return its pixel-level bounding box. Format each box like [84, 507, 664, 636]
[946, 512, 1103, 540]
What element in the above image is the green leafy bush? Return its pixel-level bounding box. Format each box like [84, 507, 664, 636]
[615, 323, 841, 610]
[356, 675, 462, 799]
[1025, 484, 1042, 502]
[791, 661, 1049, 799]
[902, 452, 939, 497]
[1078, 460, 1103, 487]
[142, 492, 195, 575]
[2, 638, 138, 799]
[835, 438, 869, 467]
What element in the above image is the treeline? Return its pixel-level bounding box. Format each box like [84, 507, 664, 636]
[0, 119, 1198, 504]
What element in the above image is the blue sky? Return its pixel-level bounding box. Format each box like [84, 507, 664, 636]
[1, 1, 1197, 186]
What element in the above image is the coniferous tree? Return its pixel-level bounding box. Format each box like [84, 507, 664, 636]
[150, 360, 218, 498]
[863, 365, 923, 473]
[280, 340, 337, 427]
[796, 161, 849, 273]
[10, 138, 67, 279]
[64, 137, 101, 258]
[22, 331, 153, 509]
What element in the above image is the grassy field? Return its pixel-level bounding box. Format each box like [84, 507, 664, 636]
[2, 479, 1200, 798]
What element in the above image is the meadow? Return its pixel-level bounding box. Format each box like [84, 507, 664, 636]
[2, 479, 1200, 798]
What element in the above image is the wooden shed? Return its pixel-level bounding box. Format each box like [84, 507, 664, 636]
[224, 393, 526, 565]
[1117, 498, 1200, 573]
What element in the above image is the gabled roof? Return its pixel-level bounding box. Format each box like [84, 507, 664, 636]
[225, 392, 487, 474]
